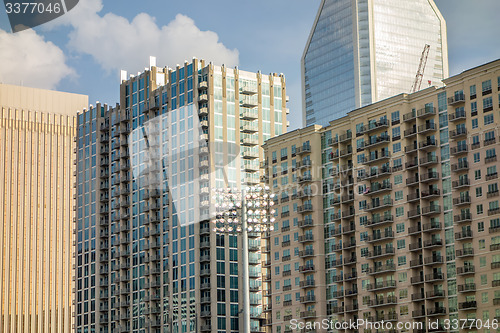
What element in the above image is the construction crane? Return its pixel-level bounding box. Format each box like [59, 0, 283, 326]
[411, 44, 430, 93]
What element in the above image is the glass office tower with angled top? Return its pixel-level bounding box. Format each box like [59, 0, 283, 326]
[74, 58, 288, 333]
[302, 0, 449, 127]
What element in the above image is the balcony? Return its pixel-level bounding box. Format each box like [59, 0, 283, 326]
[296, 145, 311, 155]
[417, 106, 436, 118]
[298, 219, 314, 228]
[299, 265, 315, 273]
[421, 189, 441, 199]
[367, 264, 396, 275]
[452, 179, 470, 189]
[425, 272, 444, 282]
[299, 249, 315, 258]
[420, 172, 439, 182]
[368, 296, 397, 307]
[364, 135, 390, 149]
[423, 239, 443, 249]
[420, 155, 439, 166]
[298, 175, 312, 184]
[365, 200, 393, 211]
[366, 215, 393, 227]
[299, 280, 316, 288]
[427, 307, 447, 316]
[426, 290, 446, 299]
[421, 205, 441, 216]
[411, 275, 424, 284]
[457, 265, 475, 275]
[297, 204, 313, 213]
[450, 144, 468, 155]
[453, 196, 471, 206]
[408, 208, 421, 219]
[418, 123, 437, 134]
[300, 311, 317, 319]
[455, 230, 473, 240]
[424, 255, 443, 265]
[403, 110, 416, 122]
[298, 234, 314, 243]
[365, 231, 394, 243]
[299, 295, 316, 303]
[451, 161, 469, 172]
[404, 127, 417, 137]
[486, 155, 498, 164]
[364, 119, 389, 133]
[364, 183, 392, 195]
[459, 301, 477, 310]
[418, 139, 437, 150]
[366, 280, 396, 291]
[367, 248, 395, 259]
[448, 93, 465, 105]
[410, 258, 423, 268]
[362, 151, 391, 164]
[450, 128, 467, 139]
[456, 248, 474, 258]
[454, 213, 472, 223]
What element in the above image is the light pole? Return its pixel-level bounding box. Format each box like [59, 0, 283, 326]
[212, 186, 276, 333]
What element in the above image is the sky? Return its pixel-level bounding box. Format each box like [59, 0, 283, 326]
[0, 0, 499, 130]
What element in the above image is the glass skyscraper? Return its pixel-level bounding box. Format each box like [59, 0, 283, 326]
[302, 0, 449, 126]
[74, 58, 288, 333]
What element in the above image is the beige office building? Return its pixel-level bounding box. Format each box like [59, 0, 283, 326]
[0, 84, 87, 332]
[263, 59, 500, 333]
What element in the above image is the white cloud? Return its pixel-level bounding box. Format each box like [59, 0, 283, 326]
[53, 0, 239, 74]
[0, 29, 74, 89]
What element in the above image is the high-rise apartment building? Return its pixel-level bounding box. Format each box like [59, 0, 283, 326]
[75, 58, 288, 333]
[0, 84, 87, 332]
[264, 59, 500, 333]
[302, 0, 449, 126]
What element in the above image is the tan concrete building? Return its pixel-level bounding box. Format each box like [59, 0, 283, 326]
[0, 84, 87, 332]
[263, 59, 500, 333]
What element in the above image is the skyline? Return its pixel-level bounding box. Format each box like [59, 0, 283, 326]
[0, 0, 499, 130]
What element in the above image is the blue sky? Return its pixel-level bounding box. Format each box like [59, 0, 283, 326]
[0, 0, 499, 130]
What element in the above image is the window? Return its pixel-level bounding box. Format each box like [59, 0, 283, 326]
[393, 142, 401, 153]
[398, 256, 406, 266]
[394, 174, 402, 185]
[472, 118, 478, 129]
[392, 127, 400, 139]
[483, 96, 493, 111]
[272, 151, 277, 163]
[470, 84, 476, 98]
[474, 152, 480, 163]
[476, 187, 482, 197]
[396, 223, 405, 233]
[280, 148, 288, 160]
[399, 289, 408, 299]
[484, 114, 494, 125]
[475, 170, 481, 180]
[356, 123, 364, 135]
[395, 190, 403, 201]
[472, 135, 480, 145]
[480, 257, 486, 267]
[397, 239, 405, 249]
[479, 239, 485, 249]
[396, 207, 404, 217]
[486, 148, 496, 159]
[477, 204, 483, 214]
[471, 101, 477, 114]
[482, 79, 492, 94]
[478, 221, 484, 232]
[392, 111, 400, 123]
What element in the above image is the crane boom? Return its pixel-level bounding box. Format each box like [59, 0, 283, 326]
[411, 44, 430, 93]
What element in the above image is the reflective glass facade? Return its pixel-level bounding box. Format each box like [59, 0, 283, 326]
[303, 0, 448, 127]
